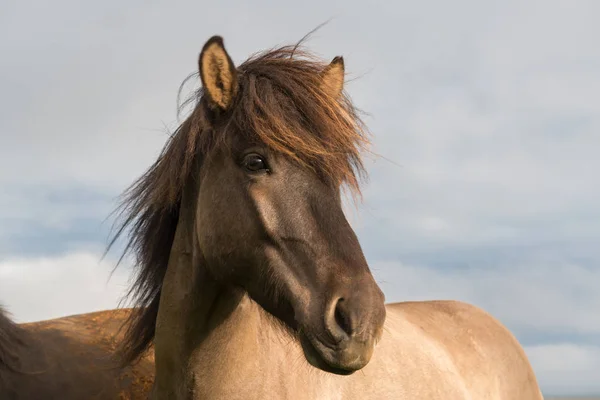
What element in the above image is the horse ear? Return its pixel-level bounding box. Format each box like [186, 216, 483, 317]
[199, 36, 238, 111]
[320, 56, 345, 98]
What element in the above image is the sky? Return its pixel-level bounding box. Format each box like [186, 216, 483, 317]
[0, 0, 598, 396]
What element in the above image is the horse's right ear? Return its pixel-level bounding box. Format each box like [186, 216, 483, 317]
[320, 56, 345, 99]
[199, 36, 238, 111]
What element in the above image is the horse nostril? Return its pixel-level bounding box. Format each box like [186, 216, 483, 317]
[325, 297, 354, 344]
[334, 298, 353, 337]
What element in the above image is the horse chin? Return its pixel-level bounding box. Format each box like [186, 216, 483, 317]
[299, 332, 361, 376]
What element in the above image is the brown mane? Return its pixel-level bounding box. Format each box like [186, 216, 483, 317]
[108, 40, 371, 366]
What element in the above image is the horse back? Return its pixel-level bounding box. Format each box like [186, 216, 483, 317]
[2, 309, 154, 400]
[384, 300, 543, 399]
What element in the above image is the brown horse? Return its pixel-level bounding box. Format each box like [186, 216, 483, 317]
[109, 36, 544, 399]
[0, 307, 154, 399]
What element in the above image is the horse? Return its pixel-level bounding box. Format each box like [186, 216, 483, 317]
[0, 306, 154, 399]
[109, 35, 544, 399]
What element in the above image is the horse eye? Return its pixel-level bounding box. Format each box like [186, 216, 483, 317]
[243, 154, 268, 172]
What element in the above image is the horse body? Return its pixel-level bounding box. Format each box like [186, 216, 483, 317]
[150, 202, 542, 400]
[105, 34, 544, 399]
[0, 308, 154, 399]
[204, 300, 540, 399]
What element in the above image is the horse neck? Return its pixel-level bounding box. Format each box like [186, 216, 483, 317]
[152, 182, 280, 396]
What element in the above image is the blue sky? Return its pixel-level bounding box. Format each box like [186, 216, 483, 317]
[0, 0, 598, 396]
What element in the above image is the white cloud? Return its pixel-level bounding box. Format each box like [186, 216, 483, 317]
[0, 252, 132, 323]
[352, 2, 600, 252]
[526, 343, 600, 396]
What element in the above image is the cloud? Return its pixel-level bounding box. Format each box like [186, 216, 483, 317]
[526, 343, 600, 396]
[0, 252, 131, 323]
[0, 185, 119, 258]
[371, 258, 600, 339]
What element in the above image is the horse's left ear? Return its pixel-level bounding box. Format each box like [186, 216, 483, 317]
[320, 56, 345, 98]
[199, 36, 238, 111]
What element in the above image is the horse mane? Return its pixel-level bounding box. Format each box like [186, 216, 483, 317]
[0, 306, 28, 377]
[108, 38, 371, 366]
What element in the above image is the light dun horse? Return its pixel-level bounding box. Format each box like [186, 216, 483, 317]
[107, 35, 543, 399]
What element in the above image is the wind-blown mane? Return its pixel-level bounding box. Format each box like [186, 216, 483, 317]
[108, 40, 371, 366]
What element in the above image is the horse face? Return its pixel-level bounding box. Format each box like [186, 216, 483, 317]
[195, 36, 386, 374]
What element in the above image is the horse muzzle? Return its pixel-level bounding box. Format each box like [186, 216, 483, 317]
[299, 282, 386, 374]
